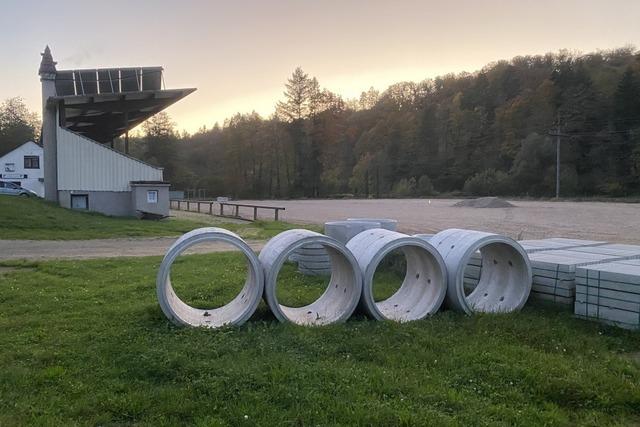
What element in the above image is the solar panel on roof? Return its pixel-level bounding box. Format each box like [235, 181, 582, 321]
[97, 69, 115, 94]
[78, 70, 98, 95]
[55, 71, 76, 96]
[120, 69, 139, 92]
[141, 69, 161, 91]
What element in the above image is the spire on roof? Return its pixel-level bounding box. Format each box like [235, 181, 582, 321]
[38, 45, 57, 76]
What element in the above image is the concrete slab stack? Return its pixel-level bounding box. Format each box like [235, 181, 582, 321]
[292, 219, 397, 276]
[562, 243, 640, 259]
[289, 243, 333, 276]
[575, 258, 640, 329]
[462, 238, 610, 295]
[527, 250, 636, 304]
[518, 238, 606, 253]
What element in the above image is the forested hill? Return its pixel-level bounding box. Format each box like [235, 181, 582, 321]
[149, 47, 637, 198]
[4, 47, 640, 199]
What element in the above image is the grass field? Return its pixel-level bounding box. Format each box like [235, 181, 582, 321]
[1, 253, 640, 426]
[0, 196, 313, 240]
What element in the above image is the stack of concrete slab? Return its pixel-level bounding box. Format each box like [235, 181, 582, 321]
[518, 237, 606, 253]
[291, 219, 397, 276]
[463, 238, 607, 295]
[561, 243, 640, 259]
[289, 243, 332, 276]
[527, 249, 640, 304]
[575, 258, 640, 329]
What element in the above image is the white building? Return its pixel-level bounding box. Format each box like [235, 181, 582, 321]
[0, 141, 44, 197]
[38, 46, 195, 217]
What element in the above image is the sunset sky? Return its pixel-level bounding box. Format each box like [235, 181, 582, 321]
[1, 0, 639, 133]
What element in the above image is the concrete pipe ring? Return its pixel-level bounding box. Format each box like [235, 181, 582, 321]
[347, 218, 398, 231]
[425, 228, 532, 314]
[259, 229, 362, 325]
[156, 227, 264, 328]
[347, 228, 447, 322]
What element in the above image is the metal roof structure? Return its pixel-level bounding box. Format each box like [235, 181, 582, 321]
[40, 47, 196, 144]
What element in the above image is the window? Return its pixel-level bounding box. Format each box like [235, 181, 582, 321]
[71, 194, 89, 210]
[147, 190, 158, 204]
[24, 156, 40, 169]
[4, 163, 15, 172]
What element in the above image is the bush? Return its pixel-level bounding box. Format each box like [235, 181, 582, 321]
[463, 169, 512, 196]
[417, 175, 436, 196]
[391, 177, 417, 197]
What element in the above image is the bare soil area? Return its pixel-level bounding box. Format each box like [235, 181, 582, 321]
[0, 237, 265, 261]
[239, 198, 640, 243]
[2, 199, 638, 261]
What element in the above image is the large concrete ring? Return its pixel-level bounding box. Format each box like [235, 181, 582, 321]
[424, 228, 532, 314]
[347, 218, 398, 231]
[259, 229, 362, 325]
[156, 227, 264, 328]
[347, 228, 447, 321]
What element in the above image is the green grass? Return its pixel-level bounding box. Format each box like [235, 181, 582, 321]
[1, 254, 640, 426]
[0, 195, 315, 240]
[170, 253, 404, 308]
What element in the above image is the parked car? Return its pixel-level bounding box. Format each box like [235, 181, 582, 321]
[0, 181, 38, 197]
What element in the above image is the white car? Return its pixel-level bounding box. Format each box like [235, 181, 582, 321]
[0, 181, 37, 197]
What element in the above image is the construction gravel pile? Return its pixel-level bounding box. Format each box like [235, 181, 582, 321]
[453, 197, 515, 208]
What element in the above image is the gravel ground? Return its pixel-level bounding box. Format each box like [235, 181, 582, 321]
[238, 198, 640, 243]
[2, 199, 638, 261]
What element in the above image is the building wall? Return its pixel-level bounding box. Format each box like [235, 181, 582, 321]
[131, 183, 170, 217]
[56, 127, 163, 191]
[58, 190, 133, 217]
[0, 141, 45, 197]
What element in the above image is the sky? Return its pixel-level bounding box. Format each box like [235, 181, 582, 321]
[1, 0, 639, 133]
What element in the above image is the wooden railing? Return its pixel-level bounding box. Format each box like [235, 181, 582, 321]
[170, 199, 285, 221]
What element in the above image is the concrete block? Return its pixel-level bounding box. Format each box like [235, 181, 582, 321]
[324, 220, 382, 245]
[518, 238, 606, 253]
[575, 301, 640, 327]
[529, 291, 574, 305]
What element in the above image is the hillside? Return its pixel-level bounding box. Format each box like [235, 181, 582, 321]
[137, 47, 640, 199]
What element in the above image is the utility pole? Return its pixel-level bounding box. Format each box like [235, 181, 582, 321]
[555, 113, 561, 199]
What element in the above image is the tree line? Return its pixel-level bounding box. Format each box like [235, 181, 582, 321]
[3, 47, 640, 198]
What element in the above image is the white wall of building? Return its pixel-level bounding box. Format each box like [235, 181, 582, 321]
[56, 127, 163, 192]
[0, 141, 44, 197]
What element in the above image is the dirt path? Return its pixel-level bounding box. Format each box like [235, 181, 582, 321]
[0, 237, 265, 261]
